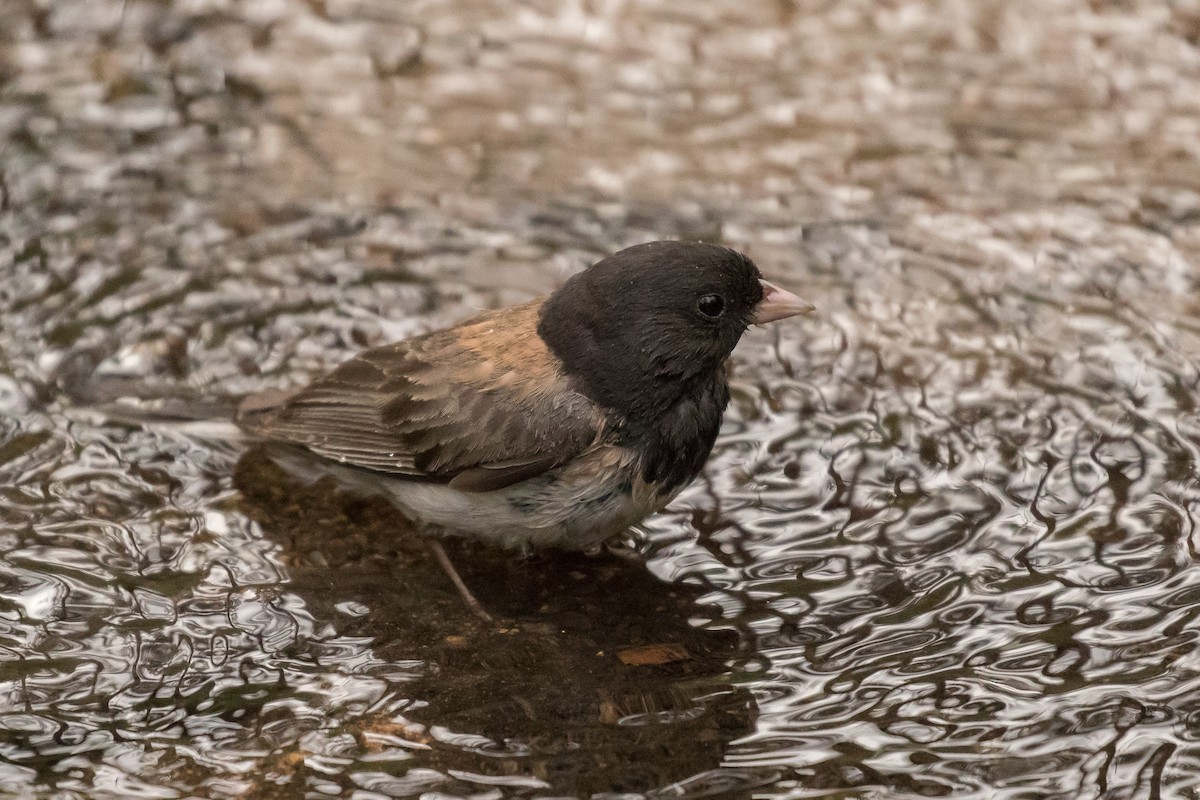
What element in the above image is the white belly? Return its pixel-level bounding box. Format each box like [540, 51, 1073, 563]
[264, 444, 679, 550]
[379, 477, 659, 549]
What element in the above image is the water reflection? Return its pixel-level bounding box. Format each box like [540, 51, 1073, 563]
[6, 0, 1200, 796]
[233, 448, 756, 796]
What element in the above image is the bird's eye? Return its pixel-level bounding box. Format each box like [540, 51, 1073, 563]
[697, 294, 725, 318]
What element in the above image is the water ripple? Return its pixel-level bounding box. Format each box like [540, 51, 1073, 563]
[5, 0, 1200, 797]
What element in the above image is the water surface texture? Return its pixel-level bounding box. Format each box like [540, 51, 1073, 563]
[3, 0, 1200, 797]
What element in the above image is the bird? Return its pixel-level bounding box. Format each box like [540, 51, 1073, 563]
[235, 240, 814, 560]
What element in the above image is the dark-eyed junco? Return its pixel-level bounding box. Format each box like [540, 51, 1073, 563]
[237, 241, 813, 550]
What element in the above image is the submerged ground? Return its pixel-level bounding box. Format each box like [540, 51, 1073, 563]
[3, 0, 1200, 797]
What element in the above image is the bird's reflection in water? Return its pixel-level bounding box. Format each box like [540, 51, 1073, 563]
[233, 445, 759, 797]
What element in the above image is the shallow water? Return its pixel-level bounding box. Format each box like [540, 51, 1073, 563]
[3, 0, 1200, 797]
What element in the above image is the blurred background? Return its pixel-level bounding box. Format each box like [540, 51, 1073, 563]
[3, 0, 1200, 797]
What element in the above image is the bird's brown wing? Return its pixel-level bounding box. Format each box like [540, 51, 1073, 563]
[235, 301, 605, 491]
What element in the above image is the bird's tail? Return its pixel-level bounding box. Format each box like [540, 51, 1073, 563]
[50, 347, 247, 443]
[73, 399, 247, 443]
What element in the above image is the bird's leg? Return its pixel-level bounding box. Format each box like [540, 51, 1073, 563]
[423, 537, 494, 623]
[603, 531, 646, 565]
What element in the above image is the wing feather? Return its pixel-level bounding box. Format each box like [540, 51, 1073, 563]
[235, 302, 604, 490]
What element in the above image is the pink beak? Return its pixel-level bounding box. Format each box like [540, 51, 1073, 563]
[752, 279, 815, 324]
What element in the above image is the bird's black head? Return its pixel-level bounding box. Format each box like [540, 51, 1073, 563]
[539, 240, 812, 491]
[538, 241, 766, 425]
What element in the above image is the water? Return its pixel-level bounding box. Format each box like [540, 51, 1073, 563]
[3, 0, 1200, 797]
